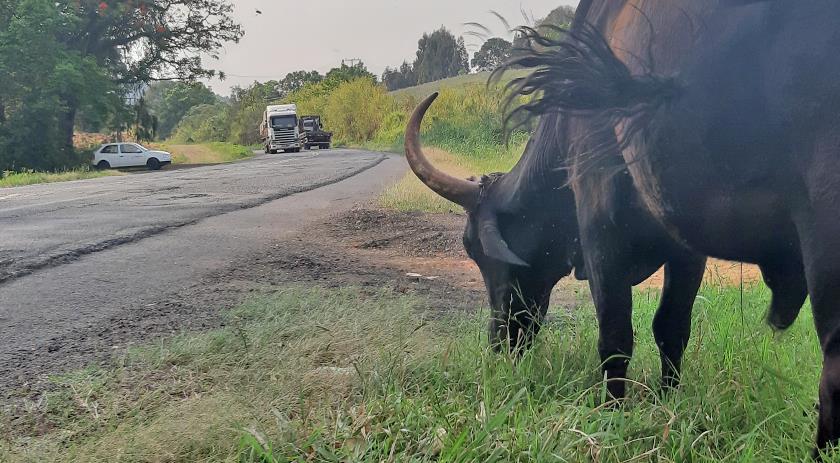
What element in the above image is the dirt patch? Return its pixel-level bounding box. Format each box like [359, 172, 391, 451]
[640, 259, 762, 288]
[208, 206, 486, 316]
[332, 208, 465, 258]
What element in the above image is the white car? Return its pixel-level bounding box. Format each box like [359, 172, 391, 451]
[92, 143, 172, 170]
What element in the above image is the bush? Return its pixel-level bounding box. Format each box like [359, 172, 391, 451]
[170, 104, 231, 143]
[322, 79, 394, 145]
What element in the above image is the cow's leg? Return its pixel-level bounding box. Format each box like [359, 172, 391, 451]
[652, 254, 706, 390]
[586, 264, 634, 400]
[759, 257, 808, 330]
[793, 135, 840, 456]
[798, 218, 840, 456]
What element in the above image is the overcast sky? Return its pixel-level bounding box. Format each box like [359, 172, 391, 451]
[206, 0, 577, 94]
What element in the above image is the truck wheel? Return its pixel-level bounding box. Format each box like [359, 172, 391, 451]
[96, 160, 110, 170]
[322, 144, 330, 150]
[147, 158, 161, 170]
[269, 149, 277, 154]
[303, 144, 310, 150]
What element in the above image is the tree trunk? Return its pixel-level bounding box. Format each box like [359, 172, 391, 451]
[0, 101, 5, 124]
[58, 99, 78, 167]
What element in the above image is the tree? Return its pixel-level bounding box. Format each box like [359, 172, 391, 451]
[144, 81, 217, 139]
[0, 0, 115, 170]
[226, 81, 280, 145]
[471, 37, 512, 72]
[413, 28, 470, 84]
[540, 5, 576, 28]
[382, 61, 417, 91]
[323, 78, 393, 144]
[278, 70, 323, 97]
[512, 5, 576, 60]
[324, 62, 376, 85]
[48, 0, 241, 164]
[170, 103, 230, 143]
[132, 98, 158, 142]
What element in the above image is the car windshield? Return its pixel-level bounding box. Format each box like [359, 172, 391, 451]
[270, 115, 297, 129]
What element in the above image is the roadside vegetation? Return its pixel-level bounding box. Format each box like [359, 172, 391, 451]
[241, 74, 529, 212]
[0, 168, 120, 188]
[160, 142, 254, 165]
[1, 282, 827, 462]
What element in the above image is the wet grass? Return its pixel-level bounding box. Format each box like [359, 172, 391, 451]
[0, 168, 121, 188]
[0, 282, 830, 462]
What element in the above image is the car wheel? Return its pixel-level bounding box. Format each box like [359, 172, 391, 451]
[269, 149, 277, 154]
[96, 160, 111, 170]
[147, 158, 161, 170]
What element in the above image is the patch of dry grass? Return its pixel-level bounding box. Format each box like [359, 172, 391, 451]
[380, 144, 524, 213]
[159, 142, 253, 165]
[380, 148, 474, 213]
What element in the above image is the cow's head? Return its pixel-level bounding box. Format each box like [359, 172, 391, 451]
[406, 93, 583, 352]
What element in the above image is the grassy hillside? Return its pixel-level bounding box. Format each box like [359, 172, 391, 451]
[390, 70, 530, 99]
[379, 73, 532, 213]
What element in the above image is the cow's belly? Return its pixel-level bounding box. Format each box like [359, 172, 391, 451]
[626, 157, 798, 265]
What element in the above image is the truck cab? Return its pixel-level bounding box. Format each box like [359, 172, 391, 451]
[260, 104, 301, 154]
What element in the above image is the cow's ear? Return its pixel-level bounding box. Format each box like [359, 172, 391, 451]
[477, 212, 529, 267]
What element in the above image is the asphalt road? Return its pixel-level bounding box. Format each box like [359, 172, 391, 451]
[0, 149, 407, 391]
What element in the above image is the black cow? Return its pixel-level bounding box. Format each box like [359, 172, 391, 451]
[510, 0, 840, 455]
[405, 93, 707, 391]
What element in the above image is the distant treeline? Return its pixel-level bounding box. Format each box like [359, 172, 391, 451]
[382, 6, 575, 91]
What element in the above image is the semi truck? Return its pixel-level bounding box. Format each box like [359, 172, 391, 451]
[298, 115, 332, 150]
[259, 104, 301, 153]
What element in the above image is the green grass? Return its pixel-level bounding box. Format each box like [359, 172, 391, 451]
[378, 82, 533, 213]
[1, 282, 830, 462]
[161, 142, 253, 165]
[0, 168, 120, 188]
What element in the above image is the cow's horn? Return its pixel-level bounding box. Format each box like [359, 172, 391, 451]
[405, 93, 479, 210]
[478, 211, 530, 267]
